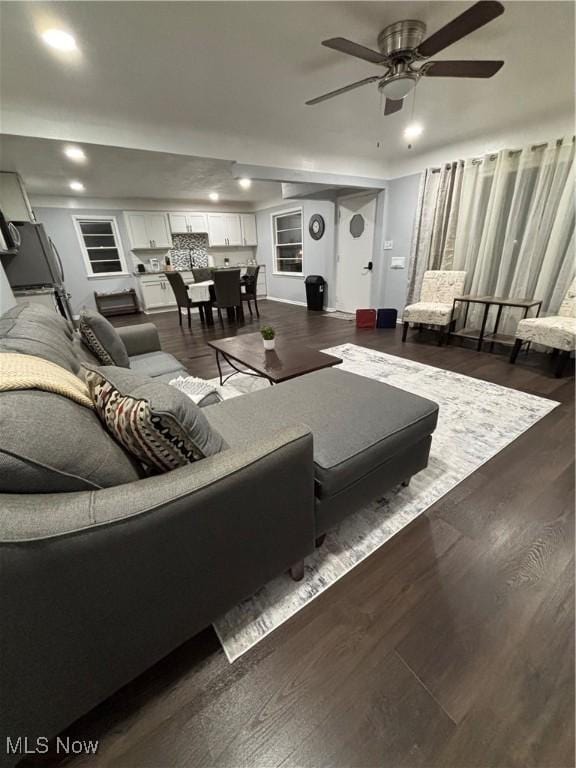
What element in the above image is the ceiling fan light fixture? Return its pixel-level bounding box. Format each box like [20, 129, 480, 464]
[378, 73, 418, 101]
[404, 122, 424, 140]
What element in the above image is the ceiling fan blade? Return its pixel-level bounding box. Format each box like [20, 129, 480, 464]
[384, 98, 404, 115]
[305, 75, 381, 105]
[424, 60, 504, 77]
[416, 1, 504, 59]
[322, 37, 388, 65]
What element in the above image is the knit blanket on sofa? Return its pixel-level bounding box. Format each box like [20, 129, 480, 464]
[0, 353, 94, 409]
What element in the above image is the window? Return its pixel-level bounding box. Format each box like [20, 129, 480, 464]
[73, 216, 127, 277]
[272, 209, 303, 275]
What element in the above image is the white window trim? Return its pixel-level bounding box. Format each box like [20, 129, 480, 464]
[72, 214, 129, 279]
[271, 207, 304, 277]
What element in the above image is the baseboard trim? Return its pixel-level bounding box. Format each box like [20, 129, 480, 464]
[266, 297, 338, 312]
[266, 296, 308, 308]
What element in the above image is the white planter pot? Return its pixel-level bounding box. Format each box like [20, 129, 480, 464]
[262, 338, 275, 350]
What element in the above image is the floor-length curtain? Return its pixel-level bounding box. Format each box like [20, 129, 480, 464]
[406, 161, 464, 304]
[407, 136, 575, 330]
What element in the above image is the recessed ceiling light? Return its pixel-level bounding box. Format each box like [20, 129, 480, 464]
[404, 122, 423, 140]
[64, 146, 86, 162]
[209, 192, 219, 202]
[69, 181, 85, 192]
[42, 29, 77, 52]
[238, 178, 252, 190]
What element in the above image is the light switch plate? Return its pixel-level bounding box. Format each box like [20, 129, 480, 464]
[383, 240, 393, 250]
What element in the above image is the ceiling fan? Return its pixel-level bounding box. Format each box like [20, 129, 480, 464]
[306, 0, 505, 115]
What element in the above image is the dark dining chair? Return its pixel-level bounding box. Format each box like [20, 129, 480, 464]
[241, 265, 260, 317]
[213, 269, 243, 323]
[192, 267, 213, 283]
[192, 266, 216, 303]
[165, 271, 210, 329]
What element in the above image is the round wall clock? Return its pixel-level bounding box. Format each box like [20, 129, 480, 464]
[309, 214, 325, 240]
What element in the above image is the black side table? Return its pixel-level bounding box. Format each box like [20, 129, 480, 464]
[449, 295, 542, 352]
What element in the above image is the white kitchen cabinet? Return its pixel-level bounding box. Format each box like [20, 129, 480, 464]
[223, 214, 243, 246]
[168, 213, 188, 234]
[125, 212, 172, 249]
[145, 213, 172, 248]
[207, 214, 227, 246]
[169, 213, 208, 234]
[139, 275, 176, 310]
[188, 214, 208, 233]
[207, 213, 246, 247]
[125, 213, 149, 249]
[0, 172, 35, 221]
[240, 214, 258, 246]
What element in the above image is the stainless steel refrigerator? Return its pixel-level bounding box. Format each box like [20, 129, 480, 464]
[3, 221, 74, 321]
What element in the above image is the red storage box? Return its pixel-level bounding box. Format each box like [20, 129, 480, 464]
[355, 309, 377, 329]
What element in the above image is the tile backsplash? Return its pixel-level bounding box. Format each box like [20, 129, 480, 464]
[169, 233, 209, 270]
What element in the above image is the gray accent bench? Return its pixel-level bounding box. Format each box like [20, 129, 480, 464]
[205, 368, 438, 539]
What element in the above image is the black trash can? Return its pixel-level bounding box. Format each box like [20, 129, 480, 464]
[305, 275, 326, 311]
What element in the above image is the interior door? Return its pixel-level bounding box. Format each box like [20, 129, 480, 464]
[335, 193, 377, 312]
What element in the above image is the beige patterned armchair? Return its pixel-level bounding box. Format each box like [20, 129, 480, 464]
[510, 277, 576, 377]
[402, 270, 467, 345]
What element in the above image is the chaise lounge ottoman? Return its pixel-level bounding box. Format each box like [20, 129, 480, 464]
[204, 367, 439, 538]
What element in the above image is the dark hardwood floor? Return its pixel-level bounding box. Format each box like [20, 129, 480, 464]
[27, 301, 575, 768]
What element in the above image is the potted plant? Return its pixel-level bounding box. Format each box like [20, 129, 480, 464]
[260, 325, 276, 351]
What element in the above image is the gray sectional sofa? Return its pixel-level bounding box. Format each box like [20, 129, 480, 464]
[0, 303, 438, 762]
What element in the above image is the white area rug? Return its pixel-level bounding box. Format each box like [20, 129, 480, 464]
[323, 310, 355, 321]
[210, 343, 559, 662]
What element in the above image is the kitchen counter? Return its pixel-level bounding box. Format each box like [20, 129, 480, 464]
[133, 264, 262, 277]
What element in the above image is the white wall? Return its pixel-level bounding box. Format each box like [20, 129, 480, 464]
[0, 261, 16, 314]
[372, 174, 421, 315]
[36, 206, 136, 315]
[256, 199, 336, 308]
[386, 113, 574, 178]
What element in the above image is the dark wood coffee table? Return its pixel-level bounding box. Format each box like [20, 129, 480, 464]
[208, 332, 342, 385]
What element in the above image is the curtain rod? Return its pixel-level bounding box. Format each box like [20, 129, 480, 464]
[430, 135, 574, 171]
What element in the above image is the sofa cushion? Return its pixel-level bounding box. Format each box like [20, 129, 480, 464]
[403, 302, 454, 325]
[0, 389, 144, 492]
[0, 301, 74, 338]
[79, 310, 130, 367]
[85, 366, 226, 472]
[0, 303, 80, 373]
[129, 351, 187, 378]
[204, 368, 438, 498]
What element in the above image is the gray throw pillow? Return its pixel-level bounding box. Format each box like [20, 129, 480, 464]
[79, 310, 130, 367]
[85, 366, 227, 472]
[0, 389, 144, 492]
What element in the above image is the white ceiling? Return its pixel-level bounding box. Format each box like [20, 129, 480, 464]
[1, 1, 574, 184]
[0, 134, 282, 207]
